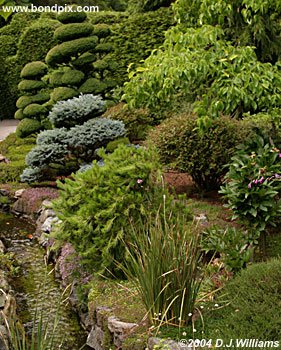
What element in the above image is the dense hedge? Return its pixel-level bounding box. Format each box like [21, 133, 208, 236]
[88, 8, 174, 86]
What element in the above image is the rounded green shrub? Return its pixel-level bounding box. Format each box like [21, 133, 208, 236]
[104, 103, 153, 141]
[79, 78, 107, 94]
[54, 23, 93, 42]
[92, 24, 111, 38]
[61, 70, 85, 86]
[46, 36, 98, 67]
[18, 79, 45, 92]
[204, 259, 281, 340]
[14, 109, 24, 120]
[92, 59, 109, 71]
[148, 114, 252, 191]
[72, 52, 96, 68]
[16, 92, 50, 109]
[50, 87, 78, 102]
[23, 104, 48, 119]
[95, 43, 112, 53]
[57, 10, 87, 24]
[20, 61, 48, 79]
[16, 118, 42, 138]
[48, 71, 64, 87]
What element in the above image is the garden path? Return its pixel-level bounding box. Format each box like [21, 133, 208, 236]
[0, 119, 19, 141]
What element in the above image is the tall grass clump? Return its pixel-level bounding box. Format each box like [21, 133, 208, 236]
[121, 205, 202, 328]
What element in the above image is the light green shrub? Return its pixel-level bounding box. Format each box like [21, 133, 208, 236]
[16, 118, 42, 138]
[46, 36, 98, 67]
[18, 79, 46, 92]
[20, 61, 48, 79]
[16, 92, 50, 109]
[78, 78, 107, 94]
[56, 10, 87, 24]
[61, 70, 85, 86]
[54, 22, 93, 42]
[50, 87, 78, 102]
[23, 104, 48, 119]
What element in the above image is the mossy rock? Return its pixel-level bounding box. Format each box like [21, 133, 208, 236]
[54, 23, 93, 42]
[20, 61, 48, 79]
[46, 36, 98, 67]
[95, 43, 112, 54]
[50, 87, 78, 102]
[18, 80, 46, 92]
[61, 69, 85, 86]
[23, 104, 48, 119]
[48, 71, 64, 87]
[92, 24, 111, 38]
[14, 109, 24, 120]
[56, 10, 87, 24]
[16, 118, 42, 138]
[16, 92, 50, 109]
[72, 52, 96, 68]
[79, 78, 107, 94]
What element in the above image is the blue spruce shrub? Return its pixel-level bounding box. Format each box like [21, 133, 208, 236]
[48, 94, 106, 128]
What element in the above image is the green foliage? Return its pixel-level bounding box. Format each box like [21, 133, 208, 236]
[20, 61, 48, 79]
[18, 79, 46, 92]
[14, 109, 24, 120]
[50, 87, 78, 102]
[201, 226, 255, 273]
[71, 52, 96, 68]
[92, 24, 111, 38]
[202, 259, 281, 340]
[54, 22, 93, 42]
[52, 145, 169, 274]
[128, 0, 173, 12]
[46, 36, 98, 67]
[149, 114, 250, 191]
[56, 9, 87, 24]
[104, 103, 153, 141]
[23, 104, 48, 119]
[124, 26, 281, 117]
[0, 133, 35, 183]
[78, 78, 107, 95]
[16, 118, 42, 138]
[61, 70, 85, 86]
[122, 206, 200, 326]
[220, 135, 281, 235]
[173, 0, 281, 63]
[48, 71, 64, 87]
[48, 94, 106, 128]
[16, 92, 50, 109]
[89, 8, 174, 87]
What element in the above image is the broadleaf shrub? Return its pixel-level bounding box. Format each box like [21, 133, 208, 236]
[220, 134, 281, 235]
[48, 94, 106, 128]
[148, 113, 252, 191]
[51, 145, 189, 275]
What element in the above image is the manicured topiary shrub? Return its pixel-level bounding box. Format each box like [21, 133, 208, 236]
[56, 10, 87, 24]
[50, 87, 78, 102]
[48, 94, 106, 128]
[15, 61, 50, 136]
[148, 113, 253, 191]
[0, 14, 59, 119]
[20, 61, 48, 79]
[54, 23, 93, 42]
[61, 70, 85, 86]
[16, 118, 42, 138]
